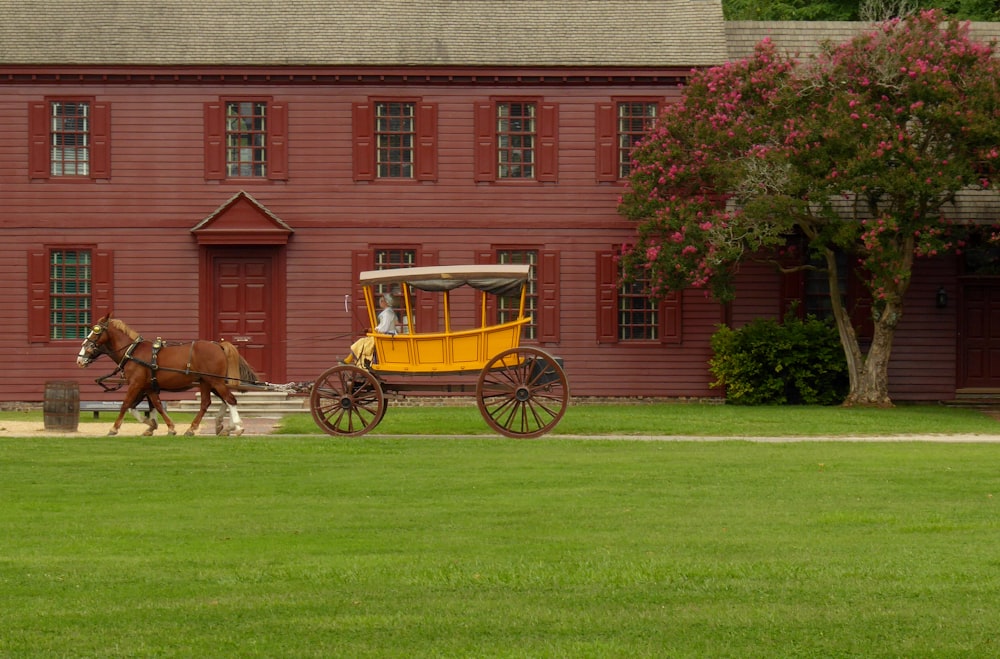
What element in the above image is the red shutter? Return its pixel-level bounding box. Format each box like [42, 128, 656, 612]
[415, 102, 438, 181]
[416, 249, 439, 333]
[660, 290, 682, 344]
[596, 251, 619, 343]
[595, 103, 617, 182]
[268, 102, 288, 180]
[92, 250, 114, 314]
[473, 102, 496, 182]
[538, 250, 560, 343]
[353, 103, 375, 181]
[90, 102, 111, 179]
[28, 250, 50, 343]
[28, 102, 50, 180]
[536, 102, 558, 182]
[352, 250, 373, 332]
[204, 102, 225, 180]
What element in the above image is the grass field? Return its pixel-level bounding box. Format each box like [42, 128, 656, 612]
[2, 429, 999, 656]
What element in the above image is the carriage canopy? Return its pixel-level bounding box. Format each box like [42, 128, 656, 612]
[358, 264, 530, 297]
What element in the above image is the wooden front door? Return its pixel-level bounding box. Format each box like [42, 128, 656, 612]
[959, 281, 1000, 388]
[212, 251, 274, 382]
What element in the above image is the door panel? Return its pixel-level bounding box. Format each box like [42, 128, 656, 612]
[960, 283, 1000, 388]
[214, 255, 272, 382]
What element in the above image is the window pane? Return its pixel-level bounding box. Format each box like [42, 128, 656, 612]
[497, 102, 535, 179]
[49, 249, 92, 339]
[376, 102, 415, 178]
[497, 250, 538, 340]
[225, 101, 267, 177]
[617, 101, 657, 179]
[618, 277, 658, 341]
[50, 101, 90, 177]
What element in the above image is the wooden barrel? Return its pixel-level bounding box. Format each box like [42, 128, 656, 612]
[43, 380, 80, 432]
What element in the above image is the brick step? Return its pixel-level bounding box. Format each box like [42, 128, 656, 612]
[171, 390, 309, 416]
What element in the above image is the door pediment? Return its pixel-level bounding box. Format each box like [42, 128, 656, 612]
[191, 190, 294, 245]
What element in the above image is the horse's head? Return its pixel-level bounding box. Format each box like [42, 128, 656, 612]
[77, 313, 112, 367]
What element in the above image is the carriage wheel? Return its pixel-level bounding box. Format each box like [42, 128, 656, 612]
[309, 364, 385, 436]
[476, 347, 569, 438]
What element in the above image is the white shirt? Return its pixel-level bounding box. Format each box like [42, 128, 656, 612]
[375, 307, 397, 334]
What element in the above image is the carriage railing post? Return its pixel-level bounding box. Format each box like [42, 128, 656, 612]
[443, 290, 452, 334]
[401, 285, 414, 335]
[362, 286, 377, 330]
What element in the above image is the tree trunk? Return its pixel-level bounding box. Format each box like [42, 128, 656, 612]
[822, 247, 898, 407]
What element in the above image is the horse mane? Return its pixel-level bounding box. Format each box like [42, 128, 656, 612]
[108, 318, 140, 340]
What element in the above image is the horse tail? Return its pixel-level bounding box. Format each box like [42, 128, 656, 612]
[219, 340, 259, 386]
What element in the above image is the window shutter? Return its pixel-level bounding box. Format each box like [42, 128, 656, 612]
[660, 290, 682, 344]
[415, 249, 439, 333]
[352, 250, 373, 332]
[204, 102, 225, 180]
[28, 250, 50, 343]
[536, 102, 559, 182]
[595, 103, 617, 182]
[352, 103, 375, 181]
[596, 251, 619, 343]
[538, 250, 560, 343]
[90, 102, 111, 179]
[28, 102, 50, 180]
[268, 102, 289, 180]
[473, 102, 496, 182]
[92, 250, 114, 314]
[415, 102, 438, 181]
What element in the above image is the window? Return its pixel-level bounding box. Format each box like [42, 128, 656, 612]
[618, 277, 660, 341]
[497, 102, 535, 179]
[226, 101, 267, 177]
[474, 99, 558, 182]
[617, 102, 658, 178]
[28, 98, 110, 180]
[373, 249, 417, 334]
[595, 99, 661, 182]
[497, 250, 539, 339]
[28, 248, 113, 342]
[204, 98, 287, 180]
[376, 102, 415, 178]
[596, 250, 680, 344]
[353, 100, 437, 181]
[51, 102, 90, 176]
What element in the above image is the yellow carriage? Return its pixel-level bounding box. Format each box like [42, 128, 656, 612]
[309, 264, 569, 437]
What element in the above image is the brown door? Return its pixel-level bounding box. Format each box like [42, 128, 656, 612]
[959, 282, 1000, 388]
[213, 253, 273, 382]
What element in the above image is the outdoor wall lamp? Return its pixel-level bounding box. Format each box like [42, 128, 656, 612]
[936, 287, 948, 309]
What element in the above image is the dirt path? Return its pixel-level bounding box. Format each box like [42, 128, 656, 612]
[0, 417, 281, 437]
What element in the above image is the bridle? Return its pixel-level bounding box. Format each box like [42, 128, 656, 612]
[78, 319, 141, 370]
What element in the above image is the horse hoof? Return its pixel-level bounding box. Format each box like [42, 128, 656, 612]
[107, 429, 118, 436]
[168, 429, 177, 436]
[142, 429, 154, 437]
[184, 429, 195, 436]
[233, 427, 245, 437]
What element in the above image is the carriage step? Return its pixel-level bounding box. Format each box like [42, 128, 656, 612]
[80, 400, 164, 419]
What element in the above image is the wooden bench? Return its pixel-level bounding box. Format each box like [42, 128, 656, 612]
[80, 400, 165, 418]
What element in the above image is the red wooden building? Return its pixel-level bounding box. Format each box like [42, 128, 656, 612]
[1, 2, 998, 405]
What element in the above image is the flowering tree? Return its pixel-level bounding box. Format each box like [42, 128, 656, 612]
[619, 10, 1000, 406]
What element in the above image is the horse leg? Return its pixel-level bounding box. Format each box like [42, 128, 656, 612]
[109, 387, 145, 436]
[145, 392, 177, 436]
[185, 381, 213, 436]
[212, 385, 243, 436]
[214, 402, 229, 436]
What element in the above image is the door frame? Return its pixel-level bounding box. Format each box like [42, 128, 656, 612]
[198, 245, 287, 383]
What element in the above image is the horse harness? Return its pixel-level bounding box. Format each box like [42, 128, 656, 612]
[95, 333, 214, 393]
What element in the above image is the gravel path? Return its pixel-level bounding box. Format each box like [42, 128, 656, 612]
[0, 417, 281, 437]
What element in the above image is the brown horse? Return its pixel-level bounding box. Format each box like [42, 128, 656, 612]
[76, 311, 259, 436]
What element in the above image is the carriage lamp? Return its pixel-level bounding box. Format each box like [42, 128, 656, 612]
[936, 287, 948, 309]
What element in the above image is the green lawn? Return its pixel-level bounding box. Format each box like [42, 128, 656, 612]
[2, 434, 999, 657]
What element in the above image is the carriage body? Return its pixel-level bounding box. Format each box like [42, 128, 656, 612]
[309, 264, 568, 438]
[360, 264, 531, 374]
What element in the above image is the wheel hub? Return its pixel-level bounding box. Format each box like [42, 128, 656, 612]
[515, 386, 531, 402]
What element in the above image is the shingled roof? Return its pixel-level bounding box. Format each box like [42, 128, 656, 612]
[726, 20, 1000, 60]
[0, 0, 729, 68]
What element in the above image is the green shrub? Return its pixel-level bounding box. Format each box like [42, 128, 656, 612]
[709, 315, 849, 405]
